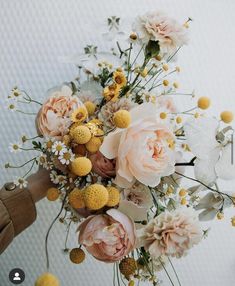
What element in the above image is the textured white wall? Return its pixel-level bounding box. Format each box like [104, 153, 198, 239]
[0, 0, 235, 285]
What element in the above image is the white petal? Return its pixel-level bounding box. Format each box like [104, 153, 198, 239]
[184, 117, 219, 159]
[118, 200, 148, 221]
[215, 143, 235, 180]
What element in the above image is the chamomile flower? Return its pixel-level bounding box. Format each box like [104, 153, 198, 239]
[37, 153, 48, 168]
[10, 87, 22, 100]
[43, 137, 55, 151]
[59, 150, 75, 165]
[50, 170, 59, 184]
[52, 141, 66, 155]
[9, 142, 22, 153]
[14, 177, 28, 189]
[6, 101, 18, 112]
[57, 175, 67, 186]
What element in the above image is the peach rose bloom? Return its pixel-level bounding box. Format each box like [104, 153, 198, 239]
[89, 151, 116, 178]
[36, 86, 84, 139]
[100, 103, 176, 188]
[138, 208, 202, 258]
[78, 209, 136, 263]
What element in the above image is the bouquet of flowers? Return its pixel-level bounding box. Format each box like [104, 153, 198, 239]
[6, 10, 235, 286]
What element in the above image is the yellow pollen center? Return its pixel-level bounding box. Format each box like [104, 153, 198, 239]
[13, 144, 19, 150]
[56, 145, 63, 151]
[63, 152, 71, 160]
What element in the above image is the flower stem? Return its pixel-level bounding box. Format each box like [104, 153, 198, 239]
[168, 258, 182, 286]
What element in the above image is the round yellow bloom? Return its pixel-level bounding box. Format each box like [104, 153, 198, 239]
[231, 217, 235, 227]
[162, 64, 169, 71]
[113, 110, 131, 128]
[72, 126, 91, 144]
[179, 188, 187, 197]
[35, 273, 60, 286]
[106, 186, 120, 207]
[217, 212, 224, 220]
[69, 248, 86, 264]
[71, 107, 88, 123]
[119, 258, 137, 278]
[220, 111, 234, 123]
[103, 83, 120, 102]
[163, 79, 169, 86]
[140, 68, 148, 78]
[166, 186, 174, 195]
[176, 116, 182, 124]
[128, 281, 135, 286]
[113, 70, 127, 87]
[197, 97, 211, 110]
[84, 184, 109, 210]
[160, 112, 167, 119]
[84, 101, 96, 116]
[63, 135, 71, 146]
[68, 188, 85, 209]
[85, 137, 102, 153]
[173, 82, 179, 89]
[47, 188, 60, 201]
[180, 198, 187, 205]
[155, 55, 162, 61]
[71, 157, 92, 176]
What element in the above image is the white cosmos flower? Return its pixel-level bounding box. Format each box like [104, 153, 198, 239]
[184, 117, 235, 185]
[59, 150, 75, 165]
[14, 177, 28, 189]
[118, 183, 153, 221]
[9, 142, 22, 153]
[52, 141, 66, 155]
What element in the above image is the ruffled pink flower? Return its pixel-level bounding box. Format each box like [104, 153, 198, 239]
[100, 103, 175, 188]
[138, 208, 202, 259]
[89, 151, 116, 178]
[36, 86, 84, 140]
[78, 209, 136, 263]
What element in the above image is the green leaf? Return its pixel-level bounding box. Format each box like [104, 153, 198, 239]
[145, 40, 160, 59]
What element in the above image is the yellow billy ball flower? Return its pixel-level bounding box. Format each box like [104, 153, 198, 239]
[217, 212, 224, 220]
[35, 273, 60, 286]
[160, 112, 167, 119]
[162, 64, 169, 71]
[176, 116, 182, 124]
[113, 70, 127, 87]
[71, 107, 88, 123]
[71, 157, 92, 176]
[113, 110, 131, 128]
[220, 111, 234, 123]
[85, 137, 102, 153]
[103, 83, 120, 102]
[63, 135, 71, 146]
[106, 186, 120, 207]
[197, 97, 211, 110]
[180, 197, 187, 205]
[140, 68, 148, 78]
[231, 217, 235, 227]
[155, 55, 162, 61]
[84, 101, 96, 116]
[163, 79, 169, 86]
[84, 184, 109, 210]
[69, 248, 86, 264]
[179, 188, 187, 197]
[47, 188, 60, 201]
[119, 257, 137, 278]
[128, 281, 135, 286]
[72, 126, 91, 144]
[173, 82, 179, 89]
[68, 188, 85, 209]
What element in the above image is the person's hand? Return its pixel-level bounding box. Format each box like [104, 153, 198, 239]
[27, 168, 54, 203]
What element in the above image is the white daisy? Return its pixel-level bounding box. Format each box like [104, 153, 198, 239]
[9, 142, 22, 153]
[6, 101, 18, 112]
[43, 137, 55, 151]
[57, 175, 67, 186]
[37, 153, 48, 167]
[9, 87, 23, 100]
[14, 177, 28, 189]
[58, 150, 75, 165]
[50, 170, 59, 184]
[52, 141, 66, 155]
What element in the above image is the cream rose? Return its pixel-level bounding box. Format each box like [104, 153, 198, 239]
[36, 86, 84, 140]
[100, 103, 176, 188]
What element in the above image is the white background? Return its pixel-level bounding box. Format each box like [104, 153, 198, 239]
[0, 0, 235, 285]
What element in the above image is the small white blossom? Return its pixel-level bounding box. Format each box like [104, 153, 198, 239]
[9, 142, 22, 153]
[9, 87, 23, 100]
[37, 153, 48, 167]
[14, 177, 28, 189]
[58, 150, 75, 165]
[50, 170, 59, 184]
[43, 137, 55, 151]
[6, 101, 18, 112]
[57, 175, 67, 186]
[52, 141, 66, 155]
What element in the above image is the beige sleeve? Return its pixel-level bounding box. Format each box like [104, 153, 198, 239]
[0, 186, 37, 254]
